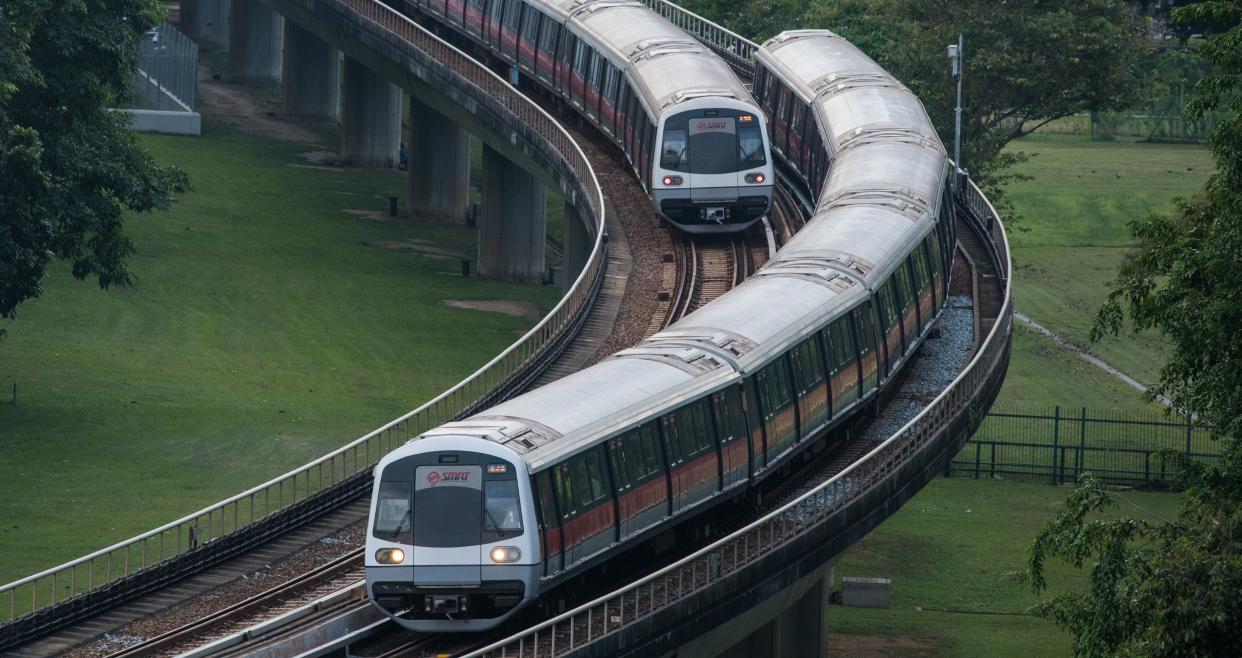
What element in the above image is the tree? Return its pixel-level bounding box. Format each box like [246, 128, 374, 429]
[0, 0, 190, 328]
[681, 0, 1150, 214]
[1029, 3, 1242, 656]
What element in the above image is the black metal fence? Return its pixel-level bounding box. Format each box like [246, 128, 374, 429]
[949, 405, 1222, 484]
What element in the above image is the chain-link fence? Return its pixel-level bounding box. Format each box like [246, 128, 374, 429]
[950, 405, 1221, 484]
[133, 23, 197, 112]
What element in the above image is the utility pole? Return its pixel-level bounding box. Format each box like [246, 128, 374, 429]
[947, 34, 965, 192]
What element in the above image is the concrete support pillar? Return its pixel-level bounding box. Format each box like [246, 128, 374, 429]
[179, 0, 201, 39]
[719, 576, 829, 658]
[341, 57, 400, 168]
[479, 144, 546, 283]
[563, 201, 591, 289]
[408, 96, 471, 223]
[283, 22, 340, 118]
[228, 0, 284, 81]
[196, 0, 231, 50]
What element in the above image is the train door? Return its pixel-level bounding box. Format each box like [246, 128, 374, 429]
[534, 471, 562, 576]
[660, 416, 687, 511]
[413, 465, 482, 584]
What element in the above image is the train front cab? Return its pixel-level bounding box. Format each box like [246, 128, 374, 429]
[653, 98, 775, 234]
[366, 436, 539, 632]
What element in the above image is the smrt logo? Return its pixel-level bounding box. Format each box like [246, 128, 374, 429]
[697, 120, 728, 131]
[426, 470, 471, 485]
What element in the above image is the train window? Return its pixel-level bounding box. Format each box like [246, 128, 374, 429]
[373, 481, 412, 540]
[588, 53, 603, 91]
[739, 124, 766, 168]
[539, 15, 557, 52]
[712, 387, 747, 442]
[778, 87, 791, 124]
[911, 252, 930, 289]
[502, 0, 520, 29]
[661, 417, 683, 463]
[797, 337, 827, 389]
[570, 457, 593, 508]
[753, 66, 767, 104]
[790, 104, 803, 132]
[559, 31, 575, 65]
[554, 466, 575, 516]
[490, 0, 504, 24]
[660, 128, 688, 170]
[573, 41, 588, 76]
[609, 439, 631, 490]
[759, 358, 793, 416]
[483, 479, 523, 533]
[928, 233, 943, 278]
[521, 7, 539, 42]
[535, 471, 557, 530]
[603, 65, 617, 103]
[583, 449, 607, 503]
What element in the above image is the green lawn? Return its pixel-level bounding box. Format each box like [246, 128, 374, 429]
[829, 477, 1184, 657]
[0, 131, 562, 585]
[998, 135, 1213, 394]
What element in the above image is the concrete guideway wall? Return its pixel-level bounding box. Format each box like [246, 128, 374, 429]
[0, 0, 607, 648]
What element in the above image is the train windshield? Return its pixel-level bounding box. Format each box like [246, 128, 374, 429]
[483, 480, 523, 533]
[373, 481, 413, 543]
[661, 109, 767, 175]
[414, 465, 483, 548]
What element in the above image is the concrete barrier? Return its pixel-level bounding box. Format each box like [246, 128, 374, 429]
[841, 577, 891, 608]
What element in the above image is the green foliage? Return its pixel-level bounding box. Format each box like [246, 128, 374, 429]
[1031, 3, 1242, 656]
[0, 0, 190, 324]
[683, 0, 1150, 217]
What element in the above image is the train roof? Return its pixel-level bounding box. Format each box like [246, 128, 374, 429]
[442, 347, 735, 471]
[542, 0, 751, 116]
[758, 30, 888, 103]
[660, 272, 864, 372]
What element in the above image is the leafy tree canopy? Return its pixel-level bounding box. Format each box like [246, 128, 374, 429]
[682, 0, 1150, 211]
[1030, 2, 1242, 656]
[0, 0, 189, 326]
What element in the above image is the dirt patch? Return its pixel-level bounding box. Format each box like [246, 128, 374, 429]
[195, 64, 325, 143]
[344, 208, 396, 222]
[364, 238, 468, 261]
[828, 632, 942, 658]
[442, 300, 543, 321]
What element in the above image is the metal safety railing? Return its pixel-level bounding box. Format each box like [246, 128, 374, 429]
[465, 179, 1012, 658]
[637, 0, 758, 74]
[0, 0, 606, 635]
[133, 22, 198, 112]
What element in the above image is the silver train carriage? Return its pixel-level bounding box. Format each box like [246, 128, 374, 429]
[404, 0, 774, 234]
[366, 28, 955, 633]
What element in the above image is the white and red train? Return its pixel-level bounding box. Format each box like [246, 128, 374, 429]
[405, 0, 774, 233]
[366, 24, 955, 633]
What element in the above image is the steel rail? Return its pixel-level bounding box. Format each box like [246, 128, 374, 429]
[103, 549, 365, 658]
[0, 0, 607, 641]
[462, 180, 1011, 658]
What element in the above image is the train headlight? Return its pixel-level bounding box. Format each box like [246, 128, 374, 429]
[375, 547, 405, 564]
[745, 173, 766, 184]
[661, 175, 683, 186]
[490, 546, 522, 563]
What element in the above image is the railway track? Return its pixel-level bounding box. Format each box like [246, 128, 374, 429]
[104, 550, 366, 658]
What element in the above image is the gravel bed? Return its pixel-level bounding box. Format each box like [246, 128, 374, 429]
[861, 294, 975, 442]
[64, 522, 365, 658]
[557, 124, 672, 364]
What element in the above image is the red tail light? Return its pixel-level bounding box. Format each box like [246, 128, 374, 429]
[745, 173, 766, 184]
[662, 175, 684, 186]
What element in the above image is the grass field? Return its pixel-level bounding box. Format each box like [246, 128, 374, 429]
[0, 130, 563, 585]
[828, 477, 1185, 657]
[999, 135, 1213, 392]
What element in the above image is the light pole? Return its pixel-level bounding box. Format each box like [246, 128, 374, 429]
[947, 34, 964, 192]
